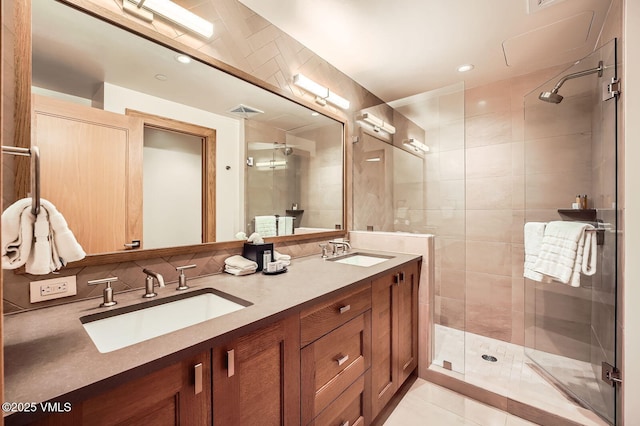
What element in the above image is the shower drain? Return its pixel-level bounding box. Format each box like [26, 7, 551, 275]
[482, 354, 498, 362]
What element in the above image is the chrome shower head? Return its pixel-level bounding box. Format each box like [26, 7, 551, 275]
[538, 60, 604, 104]
[538, 90, 564, 104]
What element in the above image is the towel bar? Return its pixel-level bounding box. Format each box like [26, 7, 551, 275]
[2, 145, 41, 215]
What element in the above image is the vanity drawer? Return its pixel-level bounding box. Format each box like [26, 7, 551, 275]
[301, 312, 371, 423]
[300, 283, 371, 346]
[308, 374, 367, 426]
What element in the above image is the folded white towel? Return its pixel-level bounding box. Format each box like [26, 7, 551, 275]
[532, 221, 597, 287]
[2, 198, 86, 274]
[255, 215, 277, 238]
[224, 255, 258, 272]
[224, 265, 256, 276]
[523, 222, 549, 282]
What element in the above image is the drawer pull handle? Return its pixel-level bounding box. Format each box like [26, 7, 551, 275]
[339, 304, 351, 314]
[393, 273, 400, 284]
[399, 271, 405, 283]
[194, 363, 203, 395]
[336, 354, 349, 366]
[227, 349, 235, 377]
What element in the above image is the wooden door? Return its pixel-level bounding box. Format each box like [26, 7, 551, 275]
[397, 261, 419, 384]
[370, 271, 397, 418]
[213, 316, 300, 426]
[32, 95, 143, 254]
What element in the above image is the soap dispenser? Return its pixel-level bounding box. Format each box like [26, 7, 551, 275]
[175, 264, 196, 291]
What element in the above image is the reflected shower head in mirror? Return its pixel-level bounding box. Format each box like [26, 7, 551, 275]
[538, 60, 604, 104]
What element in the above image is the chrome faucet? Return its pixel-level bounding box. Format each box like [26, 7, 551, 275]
[142, 268, 165, 298]
[329, 240, 351, 255]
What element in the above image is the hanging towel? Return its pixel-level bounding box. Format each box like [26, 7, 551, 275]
[277, 216, 294, 236]
[2, 198, 86, 274]
[255, 215, 277, 237]
[2, 198, 35, 269]
[532, 221, 597, 287]
[523, 222, 550, 282]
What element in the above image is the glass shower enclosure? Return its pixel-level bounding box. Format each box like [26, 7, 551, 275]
[523, 39, 619, 424]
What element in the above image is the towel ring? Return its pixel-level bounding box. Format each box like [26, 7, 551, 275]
[2, 145, 41, 215]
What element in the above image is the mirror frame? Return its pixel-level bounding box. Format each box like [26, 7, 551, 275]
[13, 0, 349, 268]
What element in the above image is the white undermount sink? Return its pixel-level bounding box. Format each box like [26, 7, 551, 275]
[81, 289, 251, 353]
[327, 252, 393, 267]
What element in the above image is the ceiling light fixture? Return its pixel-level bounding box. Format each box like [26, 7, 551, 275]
[293, 74, 350, 110]
[175, 54, 192, 64]
[124, 0, 214, 38]
[403, 138, 429, 153]
[457, 64, 474, 73]
[360, 112, 396, 135]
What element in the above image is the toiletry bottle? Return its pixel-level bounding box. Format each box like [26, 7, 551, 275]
[263, 250, 271, 270]
[575, 195, 582, 209]
[582, 195, 588, 210]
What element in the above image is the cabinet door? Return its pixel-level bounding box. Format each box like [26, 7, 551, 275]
[31, 351, 211, 426]
[397, 261, 419, 384]
[370, 271, 397, 418]
[32, 94, 143, 254]
[213, 316, 300, 426]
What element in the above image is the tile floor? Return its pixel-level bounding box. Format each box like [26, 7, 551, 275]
[431, 325, 609, 426]
[384, 379, 539, 425]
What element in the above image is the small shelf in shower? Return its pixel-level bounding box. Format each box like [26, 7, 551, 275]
[557, 209, 604, 245]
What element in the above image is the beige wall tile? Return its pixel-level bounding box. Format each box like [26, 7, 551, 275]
[466, 143, 512, 179]
[466, 176, 513, 210]
[465, 80, 511, 118]
[524, 169, 592, 209]
[439, 149, 465, 180]
[465, 111, 512, 148]
[439, 119, 464, 152]
[523, 94, 592, 140]
[524, 133, 592, 175]
[512, 210, 525, 243]
[440, 268, 466, 300]
[466, 209, 513, 243]
[466, 241, 512, 276]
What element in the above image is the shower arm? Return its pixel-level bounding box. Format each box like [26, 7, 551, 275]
[550, 60, 604, 93]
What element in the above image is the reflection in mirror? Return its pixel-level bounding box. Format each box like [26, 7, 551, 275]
[30, 0, 344, 255]
[353, 131, 425, 233]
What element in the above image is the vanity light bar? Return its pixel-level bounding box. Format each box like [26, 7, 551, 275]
[403, 138, 429, 153]
[360, 112, 396, 135]
[293, 74, 350, 110]
[124, 0, 214, 38]
[255, 160, 287, 168]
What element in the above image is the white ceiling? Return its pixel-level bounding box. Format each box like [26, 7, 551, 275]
[238, 0, 613, 102]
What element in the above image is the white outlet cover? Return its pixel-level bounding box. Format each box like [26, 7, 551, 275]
[30, 275, 77, 303]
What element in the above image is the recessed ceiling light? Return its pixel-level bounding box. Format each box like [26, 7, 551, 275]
[155, 74, 168, 81]
[457, 64, 474, 73]
[175, 54, 192, 64]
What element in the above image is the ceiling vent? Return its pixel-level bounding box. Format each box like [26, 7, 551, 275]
[527, 0, 567, 14]
[227, 104, 264, 118]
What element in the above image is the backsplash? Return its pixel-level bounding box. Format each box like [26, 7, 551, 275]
[3, 237, 330, 313]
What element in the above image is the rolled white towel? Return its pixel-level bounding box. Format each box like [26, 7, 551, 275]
[225, 255, 258, 272]
[274, 250, 291, 261]
[247, 232, 264, 244]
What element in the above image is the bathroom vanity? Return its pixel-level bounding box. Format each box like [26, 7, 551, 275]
[3, 250, 421, 425]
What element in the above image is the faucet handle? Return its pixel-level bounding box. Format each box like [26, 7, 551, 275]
[175, 264, 196, 291]
[319, 243, 329, 259]
[87, 277, 118, 307]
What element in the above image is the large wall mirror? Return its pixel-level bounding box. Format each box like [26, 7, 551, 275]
[26, 0, 345, 259]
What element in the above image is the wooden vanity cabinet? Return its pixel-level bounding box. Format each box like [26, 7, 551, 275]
[300, 283, 372, 425]
[212, 316, 300, 426]
[371, 260, 419, 420]
[30, 351, 211, 426]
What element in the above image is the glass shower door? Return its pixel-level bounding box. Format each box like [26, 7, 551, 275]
[523, 39, 618, 424]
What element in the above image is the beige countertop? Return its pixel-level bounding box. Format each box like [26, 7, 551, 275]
[3, 249, 420, 421]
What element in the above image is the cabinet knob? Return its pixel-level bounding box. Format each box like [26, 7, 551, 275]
[339, 304, 351, 314]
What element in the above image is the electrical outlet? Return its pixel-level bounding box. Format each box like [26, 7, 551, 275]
[30, 276, 77, 303]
